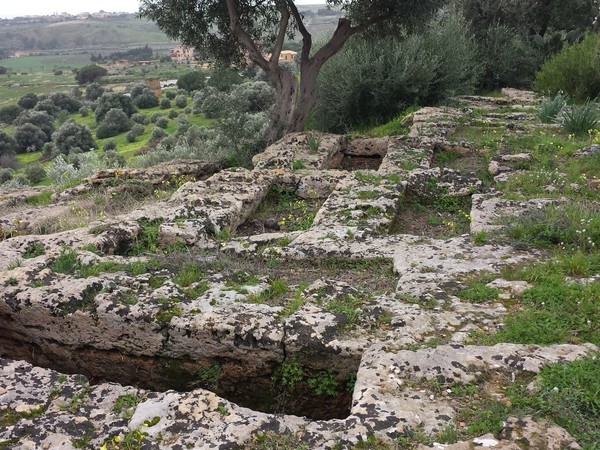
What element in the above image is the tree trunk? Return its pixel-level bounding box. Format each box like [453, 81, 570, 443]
[267, 67, 297, 142]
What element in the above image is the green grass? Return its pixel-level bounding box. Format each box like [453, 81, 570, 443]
[457, 283, 499, 303]
[504, 202, 600, 252]
[509, 356, 600, 449]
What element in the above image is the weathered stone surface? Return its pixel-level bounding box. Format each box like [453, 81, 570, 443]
[252, 132, 345, 170]
[419, 416, 581, 449]
[470, 194, 561, 234]
[0, 90, 594, 449]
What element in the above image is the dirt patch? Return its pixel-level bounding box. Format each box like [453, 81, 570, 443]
[390, 195, 472, 239]
[236, 185, 325, 236]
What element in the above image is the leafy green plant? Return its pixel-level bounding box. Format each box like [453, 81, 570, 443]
[196, 363, 220, 389]
[292, 159, 305, 171]
[307, 370, 338, 397]
[173, 262, 205, 288]
[539, 93, 568, 123]
[129, 219, 162, 255]
[113, 392, 140, 420]
[277, 360, 304, 388]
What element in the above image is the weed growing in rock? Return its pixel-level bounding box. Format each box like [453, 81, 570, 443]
[113, 392, 140, 420]
[50, 248, 80, 274]
[24, 190, 53, 206]
[129, 219, 162, 255]
[246, 278, 288, 305]
[307, 370, 338, 397]
[155, 297, 182, 327]
[22, 241, 45, 259]
[277, 360, 304, 388]
[457, 283, 499, 303]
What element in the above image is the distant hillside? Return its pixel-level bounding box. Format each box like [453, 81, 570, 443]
[0, 14, 175, 54]
[0, 9, 341, 57]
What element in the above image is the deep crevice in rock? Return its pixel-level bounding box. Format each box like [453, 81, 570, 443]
[0, 336, 356, 421]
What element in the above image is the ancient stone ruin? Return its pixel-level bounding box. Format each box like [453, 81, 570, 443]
[0, 89, 594, 449]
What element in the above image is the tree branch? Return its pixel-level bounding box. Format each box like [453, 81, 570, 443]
[270, 1, 290, 68]
[286, 0, 312, 64]
[224, 0, 269, 71]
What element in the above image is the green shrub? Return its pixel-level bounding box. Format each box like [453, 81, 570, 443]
[0, 105, 23, 124]
[156, 116, 169, 129]
[174, 94, 187, 108]
[52, 120, 97, 154]
[315, 9, 479, 131]
[534, 33, 600, 100]
[24, 164, 46, 183]
[477, 24, 542, 91]
[557, 100, 599, 135]
[159, 98, 171, 110]
[539, 93, 568, 123]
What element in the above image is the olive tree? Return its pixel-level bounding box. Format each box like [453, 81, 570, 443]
[139, 0, 444, 137]
[52, 120, 97, 155]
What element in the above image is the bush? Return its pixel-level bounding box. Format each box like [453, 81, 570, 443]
[85, 82, 105, 101]
[50, 92, 81, 112]
[96, 108, 133, 139]
[149, 126, 168, 143]
[52, 120, 97, 154]
[150, 112, 163, 123]
[0, 130, 17, 156]
[14, 110, 54, 140]
[17, 93, 38, 109]
[230, 81, 275, 113]
[126, 123, 146, 142]
[159, 98, 171, 109]
[201, 91, 230, 118]
[95, 92, 136, 123]
[184, 106, 192, 114]
[177, 71, 205, 92]
[47, 153, 106, 186]
[25, 164, 46, 183]
[34, 99, 60, 117]
[0, 168, 14, 184]
[101, 150, 126, 168]
[534, 33, 600, 100]
[14, 123, 48, 152]
[477, 24, 543, 91]
[207, 67, 243, 92]
[79, 106, 89, 117]
[174, 94, 187, 108]
[132, 90, 159, 109]
[103, 140, 117, 151]
[0, 105, 23, 125]
[156, 116, 169, 129]
[132, 113, 149, 125]
[165, 90, 177, 100]
[75, 64, 108, 85]
[316, 10, 480, 131]
[168, 109, 179, 119]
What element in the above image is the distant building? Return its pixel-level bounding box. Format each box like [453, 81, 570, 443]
[170, 46, 197, 62]
[279, 50, 297, 62]
[263, 50, 298, 63]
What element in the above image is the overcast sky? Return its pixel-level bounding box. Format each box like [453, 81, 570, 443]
[1, 0, 325, 19]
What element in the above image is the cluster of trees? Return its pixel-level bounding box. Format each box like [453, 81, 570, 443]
[140, 0, 599, 136]
[90, 45, 154, 63]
